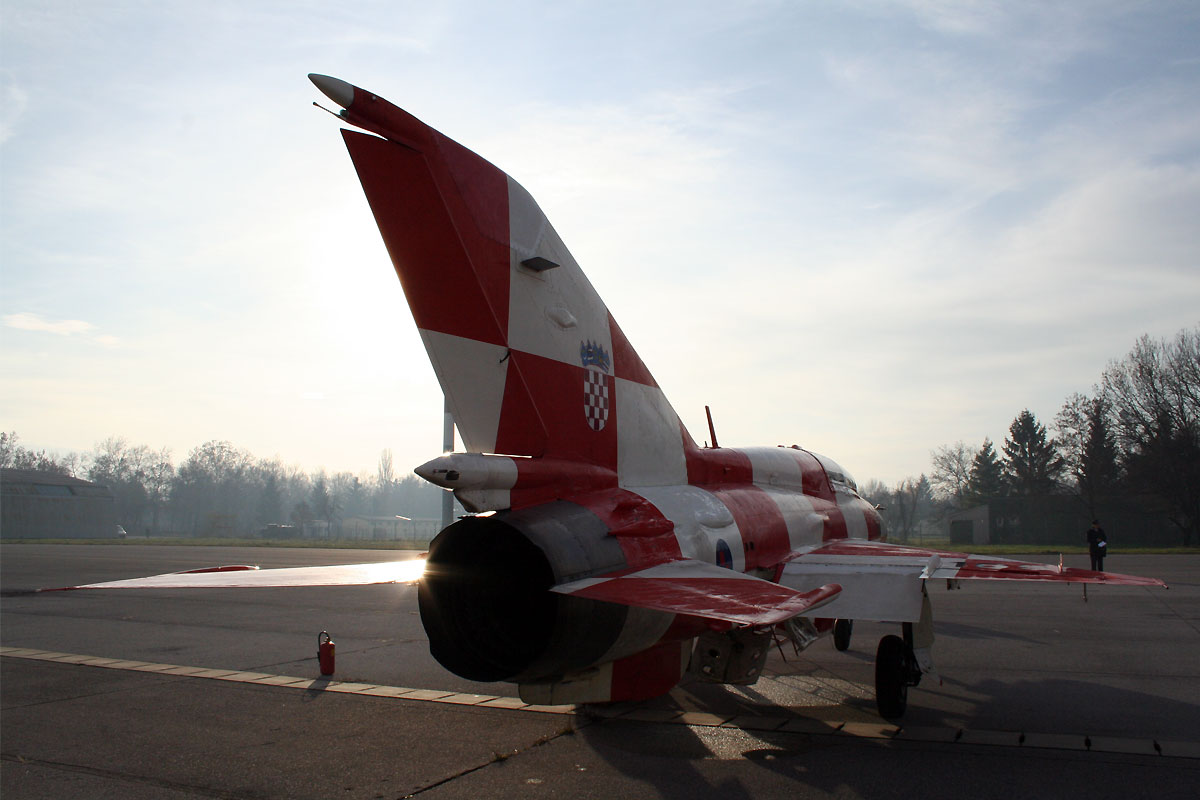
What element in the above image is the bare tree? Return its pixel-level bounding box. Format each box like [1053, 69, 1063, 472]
[888, 475, 931, 543]
[1055, 393, 1121, 518]
[377, 449, 395, 488]
[858, 479, 890, 508]
[929, 441, 977, 506]
[310, 470, 339, 533]
[144, 448, 174, 534]
[172, 440, 253, 535]
[88, 437, 158, 529]
[0, 432, 15, 467]
[330, 471, 367, 521]
[1, 431, 74, 476]
[57, 451, 84, 478]
[1054, 392, 1089, 487]
[1101, 328, 1200, 544]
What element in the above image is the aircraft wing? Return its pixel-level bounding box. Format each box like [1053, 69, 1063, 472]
[780, 540, 1167, 623]
[551, 558, 841, 626]
[45, 560, 426, 591]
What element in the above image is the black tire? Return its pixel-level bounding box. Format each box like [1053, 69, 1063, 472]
[833, 618, 853, 651]
[875, 634, 908, 718]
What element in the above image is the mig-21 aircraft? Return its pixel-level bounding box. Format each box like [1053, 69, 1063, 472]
[64, 74, 1166, 719]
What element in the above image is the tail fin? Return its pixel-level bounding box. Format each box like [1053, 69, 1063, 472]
[319, 75, 694, 486]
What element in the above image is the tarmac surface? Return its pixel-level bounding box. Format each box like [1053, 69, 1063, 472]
[2, 544, 1198, 799]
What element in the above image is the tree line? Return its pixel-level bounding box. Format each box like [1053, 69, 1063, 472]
[0, 434, 454, 537]
[865, 326, 1199, 546]
[5, 326, 1195, 544]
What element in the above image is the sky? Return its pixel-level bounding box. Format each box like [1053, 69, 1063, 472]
[2, 1, 1198, 486]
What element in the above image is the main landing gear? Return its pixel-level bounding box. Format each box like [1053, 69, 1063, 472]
[832, 618, 853, 651]
[874, 623, 924, 719]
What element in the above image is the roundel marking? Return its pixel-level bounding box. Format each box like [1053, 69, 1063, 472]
[715, 539, 733, 570]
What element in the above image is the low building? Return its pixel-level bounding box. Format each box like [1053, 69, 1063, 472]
[945, 495, 1181, 547]
[1, 468, 118, 539]
[946, 505, 991, 545]
[341, 515, 441, 542]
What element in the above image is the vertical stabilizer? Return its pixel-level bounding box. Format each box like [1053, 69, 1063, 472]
[318, 75, 694, 486]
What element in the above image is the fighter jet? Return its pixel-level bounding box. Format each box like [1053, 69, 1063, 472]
[66, 75, 1167, 719]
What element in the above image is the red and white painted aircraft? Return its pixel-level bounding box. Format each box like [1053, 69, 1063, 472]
[66, 75, 1167, 719]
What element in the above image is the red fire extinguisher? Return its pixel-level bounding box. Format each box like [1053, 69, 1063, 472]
[318, 631, 335, 676]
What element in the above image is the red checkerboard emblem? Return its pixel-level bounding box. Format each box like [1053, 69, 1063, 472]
[580, 340, 612, 432]
[584, 368, 610, 431]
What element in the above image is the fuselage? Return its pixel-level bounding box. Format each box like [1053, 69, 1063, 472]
[418, 443, 883, 578]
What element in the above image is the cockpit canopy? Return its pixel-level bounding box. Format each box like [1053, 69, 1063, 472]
[813, 453, 859, 495]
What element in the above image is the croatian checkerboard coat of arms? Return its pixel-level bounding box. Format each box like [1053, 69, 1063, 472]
[580, 340, 611, 432]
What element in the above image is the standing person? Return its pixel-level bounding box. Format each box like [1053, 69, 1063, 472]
[1086, 520, 1107, 572]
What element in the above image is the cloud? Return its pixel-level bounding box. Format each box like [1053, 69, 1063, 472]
[4, 312, 93, 335]
[0, 70, 28, 145]
[3, 312, 120, 346]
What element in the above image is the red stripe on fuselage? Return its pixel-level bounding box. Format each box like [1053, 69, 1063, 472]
[684, 444, 753, 486]
[573, 489, 681, 570]
[790, 447, 835, 502]
[709, 485, 791, 570]
[822, 506, 850, 542]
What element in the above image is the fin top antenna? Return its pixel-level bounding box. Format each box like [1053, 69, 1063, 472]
[313, 101, 346, 120]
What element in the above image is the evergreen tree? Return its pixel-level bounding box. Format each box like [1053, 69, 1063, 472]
[1077, 396, 1121, 516]
[310, 471, 339, 529]
[1002, 409, 1063, 495]
[964, 437, 1005, 505]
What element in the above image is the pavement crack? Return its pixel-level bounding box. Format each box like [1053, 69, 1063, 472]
[0, 674, 178, 711]
[1146, 585, 1200, 636]
[398, 720, 588, 798]
[0, 752, 256, 799]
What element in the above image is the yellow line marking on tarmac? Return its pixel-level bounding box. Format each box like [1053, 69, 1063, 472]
[2, 646, 1195, 758]
[357, 686, 418, 698]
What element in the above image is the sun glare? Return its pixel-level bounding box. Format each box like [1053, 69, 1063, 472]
[390, 557, 427, 584]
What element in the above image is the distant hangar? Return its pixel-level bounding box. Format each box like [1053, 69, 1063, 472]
[1, 468, 117, 539]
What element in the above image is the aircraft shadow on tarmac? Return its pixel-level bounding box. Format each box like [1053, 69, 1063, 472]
[917, 621, 1041, 643]
[572, 674, 1198, 799]
[947, 676, 1200, 737]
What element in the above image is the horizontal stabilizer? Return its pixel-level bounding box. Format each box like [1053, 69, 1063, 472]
[551, 559, 841, 626]
[786, 540, 1167, 586]
[45, 559, 427, 591]
[781, 539, 1166, 623]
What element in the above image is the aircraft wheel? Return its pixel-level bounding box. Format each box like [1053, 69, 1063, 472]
[874, 634, 908, 719]
[833, 619, 853, 651]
